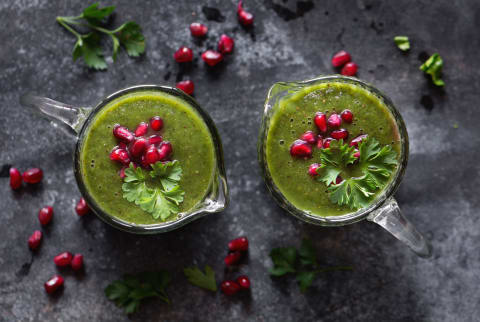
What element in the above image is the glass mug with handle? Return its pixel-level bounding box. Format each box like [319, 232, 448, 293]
[258, 75, 432, 258]
[20, 85, 228, 234]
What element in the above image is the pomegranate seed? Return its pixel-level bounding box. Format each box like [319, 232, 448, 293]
[201, 50, 223, 67]
[176, 80, 194, 95]
[22, 168, 43, 184]
[9, 167, 22, 190]
[158, 142, 173, 161]
[308, 163, 321, 177]
[173, 46, 194, 63]
[118, 142, 127, 150]
[224, 251, 242, 266]
[228, 237, 249, 252]
[335, 176, 343, 184]
[218, 34, 234, 54]
[354, 149, 360, 158]
[140, 155, 149, 168]
[28, 230, 42, 250]
[75, 198, 90, 217]
[110, 148, 130, 165]
[221, 280, 241, 295]
[135, 122, 149, 137]
[130, 138, 147, 158]
[327, 113, 342, 129]
[38, 206, 53, 226]
[44, 275, 64, 294]
[150, 116, 164, 131]
[331, 50, 351, 67]
[341, 109, 354, 123]
[349, 134, 368, 147]
[145, 145, 160, 164]
[323, 138, 333, 148]
[236, 275, 251, 289]
[237, 1, 254, 26]
[290, 140, 312, 158]
[189, 22, 208, 37]
[113, 125, 134, 143]
[119, 166, 127, 178]
[54, 252, 73, 267]
[148, 135, 163, 146]
[331, 129, 349, 140]
[341, 62, 358, 76]
[300, 131, 317, 145]
[314, 112, 327, 132]
[316, 135, 324, 149]
[71, 254, 84, 271]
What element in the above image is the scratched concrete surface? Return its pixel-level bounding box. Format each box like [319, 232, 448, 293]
[1, 0, 479, 321]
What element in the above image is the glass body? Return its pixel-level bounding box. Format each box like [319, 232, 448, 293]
[21, 85, 228, 234]
[258, 75, 431, 257]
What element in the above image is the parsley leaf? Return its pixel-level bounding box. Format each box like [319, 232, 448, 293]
[317, 137, 398, 210]
[269, 247, 297, 276]
[420, 53, 445, 87]
[105, 270, 171, 314]
[122, 162, 185, 221]
[184, 265, 217, 292]
[56, 3, 145, 69]
[394, 36, 410, 51]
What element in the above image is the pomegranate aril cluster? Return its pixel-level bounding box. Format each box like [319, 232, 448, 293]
[8, 166, 43, 190]
[221, 237, 251, 296]
[110, 116, 173, 174]
[331, 50, 358, 76]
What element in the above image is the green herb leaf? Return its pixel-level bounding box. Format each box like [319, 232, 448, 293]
[298, 238, 317, 267]
[394, 36, 410, 51]
[420, 53, 445, 86]
[296, 271, 317, 293]
[184, 265, 217, 292]
[116, 21, 146, 57]
[82, 3, 115, 24]
[269, 247, 297, 276]
[151, 160, 183, 191]
[105, 270, 171, 314]
[73, 33, 107, 70]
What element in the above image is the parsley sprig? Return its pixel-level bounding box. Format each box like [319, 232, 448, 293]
[183, 265, 217, 292]
[420, 53, 445, 87]
[105, 270, 171, 314]
[316, 137, 398, 210]
[122, 161, 185, 221]
[269, 239, 352, 292]
[56, 3, 145, 70]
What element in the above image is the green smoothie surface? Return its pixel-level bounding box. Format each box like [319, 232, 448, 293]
[80, 90, 215, 225]
[265, 81, 401, 217]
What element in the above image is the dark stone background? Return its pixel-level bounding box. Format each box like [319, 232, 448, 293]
[1, 0, 479, 321]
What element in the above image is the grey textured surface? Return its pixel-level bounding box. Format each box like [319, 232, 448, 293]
[1, 0, 479, 321]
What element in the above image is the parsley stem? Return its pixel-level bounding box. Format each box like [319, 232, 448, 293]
[314, 266, 353, 273]
[56, 17, 82, 39]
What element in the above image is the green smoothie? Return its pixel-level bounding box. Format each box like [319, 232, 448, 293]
[265, 81, 401, 217]
[80, 90, 215, 225]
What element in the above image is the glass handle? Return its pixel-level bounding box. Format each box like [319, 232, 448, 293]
[20, 93, 91, 137]
[367, 197, 432, 258]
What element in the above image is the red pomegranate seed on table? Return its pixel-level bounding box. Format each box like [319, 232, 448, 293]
[314, 112, 327, 132]
[224, 251, 242, 266]
[54, 252, 73, 267]
[221, 280, 241, 295]
[341, 109, 354, 123]
[150, 116, 164, 131]
[237, 1, 254, 26]
[327, 113, 342, 128]
[236, 275, 251, 289]
[38, 206, 53, 226]
[76, 198, 90, 217]
[44, 275, 64, 294]
[9, 167, 22, 189]
[158, 142, 173, 161]
[331, 129, 349, 140]
[22, 168, 43, 184]
[228, 237, 249, 252]
[316, 135, 323, 149]
[290, 140, 313, 158]
[300, 131, 317, 145]
[331, 50, 351, 67]
[145, 146, 160, 164]
[113, 125, 134, 143]
[201, 50, 223, 66]
[349, 134, 368, 147]
[323, 138, 333, 148]
[308, 163, 321, 177]
[173, 46, 194, 63]
[148, 135, 163, 146]
[341, 62, 358, 76]
[28, 230, 42, 250]
[71, 254, 84, 271]
[130, 138, 147, 158]
[135, 122, 149, 137]
[218, 34, 234, 54]
[189, 22, 208, 37]
[176, 80, 195, 95]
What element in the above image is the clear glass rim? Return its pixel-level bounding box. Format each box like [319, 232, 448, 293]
[257, 75, 409, 226]
[74, 85, 229, 234]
